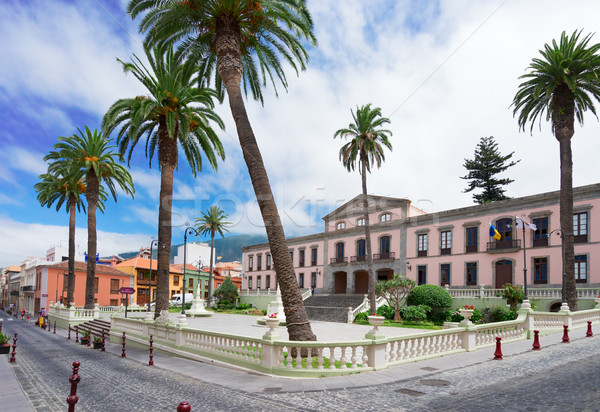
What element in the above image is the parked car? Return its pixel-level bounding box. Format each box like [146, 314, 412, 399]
[169, 293, 194, 307]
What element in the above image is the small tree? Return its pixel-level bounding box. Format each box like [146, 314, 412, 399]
[461, 136, 520, 204]
[375, 275, 415, 321]
[498, 283, 524, 312]
[213, 276, 239, 304]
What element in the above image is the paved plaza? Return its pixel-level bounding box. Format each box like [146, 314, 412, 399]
[1, 311, 600, 411]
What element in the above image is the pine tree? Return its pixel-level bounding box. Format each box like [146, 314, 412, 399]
[461, 136, 520, 204]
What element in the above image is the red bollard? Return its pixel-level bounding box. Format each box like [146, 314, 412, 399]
[148, 335, 154, 366]
[121, 332, 126, 358]
[87, 328, 91, 347]
[562, 325, 570, 343]
[101, 329, 106, 352]
[75, 326, 79, 343]
[48, 321, 51, 333]
[68, 325, 71, 340]
[532, 330, 541, 350]
[54, 321, 56, 334]
[177, 401, 191, 412]
[493, 336, 503, 360]
[66, 361, 81, 412]
[586, 321, 593, 337]
[9, 333, 18, 363]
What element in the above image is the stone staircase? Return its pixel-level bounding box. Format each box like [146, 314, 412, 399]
[74, 319, 111, 340]
[303, 294, 366, 323]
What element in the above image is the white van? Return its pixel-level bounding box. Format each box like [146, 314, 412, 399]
[169, 293, 194, 306]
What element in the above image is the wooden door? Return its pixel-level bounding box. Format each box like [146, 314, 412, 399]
[354, 271, 368, 294]
[334, 272, 347, 294]
[495, 260, 513, 289]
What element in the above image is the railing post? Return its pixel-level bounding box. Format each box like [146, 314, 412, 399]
[101, 329, 106, 352]
[121, 332, 127, 358]
[9, 333, 17, 363]
[347, 307, 353, 324]
[68, 325, 71, 340]
[66, 361, 81, 412]
[461, 326, 476, 351]
[75, 326, 79, 343]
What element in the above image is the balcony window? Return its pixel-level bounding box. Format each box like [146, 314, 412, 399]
[257, 255, 262, 271]
[533, 257, 548, 284]
[298, 273, 304, 288]
[575, 255, 587, 283]
[532, 217, 549, 247]
[248, 278, 253, 289]
[440, 263, 450, 286]
[355, 239, 366, 262]
[257, 276, 262, 289]
[311, 248, 318, 266]
[573, 212, 588, 243]
[466, 227, 478, 253]
[495, 218, 513, 248]
[311, 272, 317, 288]
[299, 249, 305, 267]
[466, 262, 477, 285]
[173, 275, 179, 286]
[417, 266, 427, 285]
[248, 256, 253, 272]
[110, 279, 120, 294]
[417, 233, 428, 257]
[266, 254, 271, 270]
[266, 275, 271, 289]
[440, 231, 452, 255]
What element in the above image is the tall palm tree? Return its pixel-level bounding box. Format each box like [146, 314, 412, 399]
[102, 44, 225, 318]
[512, 30, 600, 311]
[195, 205, 231, 307]
[34, 163, 97, 307]
[128, 0, 319, 342]
[334, 104, 393, 314]
[46, 127, 135, 308]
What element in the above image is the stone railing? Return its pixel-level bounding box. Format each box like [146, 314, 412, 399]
[239, 289, 279, 296]
[108, 302, 600, 377]
[347, 296, 386, 323]
[47, 303, 99, 329]
[447, 286, 600, 300]
[301, 289, 313, 300]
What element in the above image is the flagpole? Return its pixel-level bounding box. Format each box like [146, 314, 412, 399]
[521, 223, 528, 300]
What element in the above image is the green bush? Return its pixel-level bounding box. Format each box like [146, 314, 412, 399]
[431, 309, 452, 325]
[398, 305, 430, 322]
[236, 303, 250, 310]
[184, 302, 192, 310]
[407, 285, 452, 308]
[489, 305, 517, 322]
[447, 307, 484, 324]
[261, 309, 267, 316]
[376, 305, 395, 320]
[354, 311, 369, 323]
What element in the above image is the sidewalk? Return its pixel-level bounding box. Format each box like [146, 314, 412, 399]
[0, 316, 33, 411]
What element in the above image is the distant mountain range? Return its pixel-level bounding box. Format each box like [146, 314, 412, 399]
[116, 234, 267, 263]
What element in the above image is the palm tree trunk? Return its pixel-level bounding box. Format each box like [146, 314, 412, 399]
[216, 24, 316, 342]
[84, 170, 99, 309]
[559, 137, 576, 310]
[67, 195, 76, 307]
[361, 157, 376, 314]
[207, 232, 215, 308]
[155, 123, 177, 318]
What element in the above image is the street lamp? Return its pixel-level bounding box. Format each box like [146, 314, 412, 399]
[148, 239, 161, 312]
[548, 228, 568, 304]
[182, 226, 200, 315]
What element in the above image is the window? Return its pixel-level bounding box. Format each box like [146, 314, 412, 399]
[380, 213, 391, 222]
[298, 273, 304, 288]
[496, 218, 513, 241]
[575, 255, 587, 283]
[248, 278, 253, 289]
[417, 233, 428, 257]
[110, 299, 119, 306]
[188, 278, 194, 288]
[248, 256, 253, 271]
[110, 279, 120, 294]
[533, 257, 548, 284]
[266, 275, 271, 289]
[379, 236, 391, 258]
[466, 227, 478, 253]
[357, 218, 365, 226]
[336, 221, 346, 230]
[257, 255, 262, 271]
[573, 212, 588, 243]
[311, 272, 317, 288]
[440, 231, 452, 255]
[356, 239, 366, 261]
[311, 248, 318, 266]
[205, 280, 209, 287]
[299, 249, 305, 267]
[417, 266, 427, 285]
[440, 264, 450, 286]
[266, 254, 271, 270]
[94, 277, 99, 294]
[466, 262, 477, 286]
[63, 275, 72, 291]
[257, 276, 262, 289]
[335, 242, 345, 262]
[532, 217, 549, 247]
[289, 250, 294, 264]
[173, 275, 180, 286]
[138, 272, 145, 281]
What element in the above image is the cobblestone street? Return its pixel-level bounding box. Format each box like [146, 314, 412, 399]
[2, 315, 600, 411]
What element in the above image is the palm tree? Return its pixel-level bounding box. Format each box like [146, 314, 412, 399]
[128, 0, 319, 342]
[46, 127, 135, 309]
[195, 205, 231, 307]
[512, 30, 600, 311]
[34, 163, 94, 307]
[102, 44, 225, 317]
[334, 104, 393, 314]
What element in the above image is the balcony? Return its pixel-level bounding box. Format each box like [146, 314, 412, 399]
[466, 245, 478, 253]
[532, 238, 548, 247]
[486, 239, 521, 252]
[374, 252, 395, 261]
[330, 257, 348, 264]
[440, 248, 451, 256]
[20, 285, 35, 292]
[350, 255, 366, 263]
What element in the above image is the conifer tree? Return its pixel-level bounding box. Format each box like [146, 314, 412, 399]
[461, 136, 520, 204]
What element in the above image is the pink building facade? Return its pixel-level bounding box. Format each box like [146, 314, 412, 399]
[242, 184, 599, 299]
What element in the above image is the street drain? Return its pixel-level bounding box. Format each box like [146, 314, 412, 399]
[419, 379, 451, 387]
[395, 388, 426, 396]
[263, 387, 282, 392]
[420, 367, 439, 372]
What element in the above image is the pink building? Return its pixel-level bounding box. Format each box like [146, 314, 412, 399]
[242, 183, 599, 300]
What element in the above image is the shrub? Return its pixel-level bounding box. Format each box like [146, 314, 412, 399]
[261, 309, 267, 316]
[354, 311, 369, 323]
[398, 305, 430, 322]
[447, 307, 484, 324]
[407, 285, 452, 308]
[497, 284, 524, 312]
[376, 305, 395, 320]
[489, 305, 517, 322]
[236, 303, 250, 310]
[185, 302, 192, 310]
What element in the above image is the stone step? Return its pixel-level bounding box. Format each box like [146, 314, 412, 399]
[303, 294, 366, 323]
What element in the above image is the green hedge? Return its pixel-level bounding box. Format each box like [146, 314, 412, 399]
[407, 284, 452, 308]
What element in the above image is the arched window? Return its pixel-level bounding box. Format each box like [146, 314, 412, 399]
[356, 239, 366, 261]
[379, 213, 392, 222]
[356, 218, 365, 226]
[379, 236, 391, 258]
[334, 242, 345, 263]
[336, 221, 346, 230]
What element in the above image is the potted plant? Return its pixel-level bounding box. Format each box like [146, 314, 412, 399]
[0, 331, 11, 354]
[459, 305, 475, 324]
[80, 330, 90, 345]
[92, 335, 104, 349]
[367, 312, 385, 327]
[265, 312, 279, 329]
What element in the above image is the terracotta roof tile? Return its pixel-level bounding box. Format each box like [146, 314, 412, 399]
[46, 261, 132, 277]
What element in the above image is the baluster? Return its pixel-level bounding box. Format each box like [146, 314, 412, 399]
[339, 346, 347, 369]
[388, 341, 396, 362]
[278, 346, 285, 368]
[307, 349, 313, 369]
[361, 346, 368, 367]
[350, 346, 357, 368]
[295, 348, 302, 369]
[286, 347, 293, 369]
[318, 347, 325, 369]
[328, 346, 336, 369]
[396, 340, 404, 361]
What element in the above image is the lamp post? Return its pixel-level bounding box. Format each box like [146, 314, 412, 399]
[548, 228, 568, 304]
[182, 226, 200, 315]
[148, 238, 161, 312]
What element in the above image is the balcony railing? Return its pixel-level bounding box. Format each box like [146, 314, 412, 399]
[466, 245, 478, 253]
[20, 285, 35, 292]
[486, 239, 521, 251]
[440, 248, 451, 256]
[374, 252, 395, 260]
[532, 238, 548, 247]
[350, 255, 366, 262]
[330, 257, 348, 264]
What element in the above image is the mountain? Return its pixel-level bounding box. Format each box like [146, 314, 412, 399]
[115, 234, 267, 263]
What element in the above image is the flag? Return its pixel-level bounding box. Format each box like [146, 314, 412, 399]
[489, 223, 501, 240]
[515, 216, 537, 231]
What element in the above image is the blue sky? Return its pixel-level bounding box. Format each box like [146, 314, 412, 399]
[1, 0, 600, 267]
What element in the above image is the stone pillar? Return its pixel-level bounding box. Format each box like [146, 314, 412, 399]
[461, 327, 476, 351]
